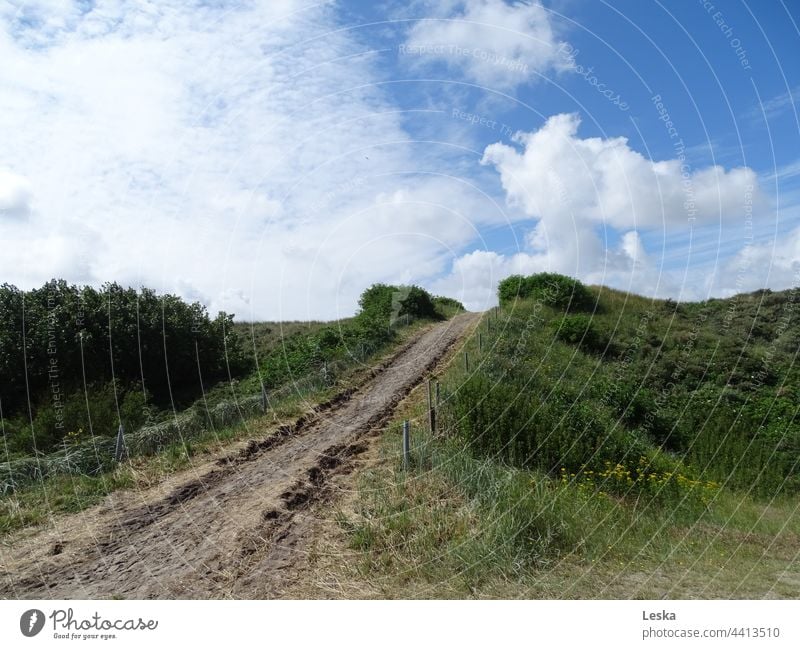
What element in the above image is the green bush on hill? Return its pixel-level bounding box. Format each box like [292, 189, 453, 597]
[357, 283, 441, 325]
[0, 279, 453, 459]
[553, 313, 610, 354]
[432, 295, 466, 319]
[497, 272, 596, 312]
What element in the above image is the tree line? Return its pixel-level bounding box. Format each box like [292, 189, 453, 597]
[0, 280, 245, 455]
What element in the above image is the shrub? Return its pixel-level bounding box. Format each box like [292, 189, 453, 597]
[357, 283, 396, 323]
[397, 286, 439, 320]
[0, 280, 246, 423]
[357, 283, 440, 326]
[554, 314, 608, 354]
[497, 273, 595, 312]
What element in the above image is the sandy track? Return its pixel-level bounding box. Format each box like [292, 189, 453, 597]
[0, 312, 478, 599]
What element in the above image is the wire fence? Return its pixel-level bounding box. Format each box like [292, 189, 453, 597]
[0, 352, 360, 495]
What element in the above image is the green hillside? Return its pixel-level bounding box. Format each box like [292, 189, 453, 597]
[452, 275, 799, 497]
[343, 274, 800, 597]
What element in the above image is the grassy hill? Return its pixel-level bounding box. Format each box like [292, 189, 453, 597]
[340, 275, 800, 597]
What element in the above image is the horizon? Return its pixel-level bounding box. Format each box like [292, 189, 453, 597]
[4, 272, 792, 324]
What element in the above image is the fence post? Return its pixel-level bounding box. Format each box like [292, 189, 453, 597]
[402, 420, 410, 470]
[464, 351, 470, 372]
[261, 385, 268, 413]
[114, 423, 126, 462]
[435, 381, 440, 407]
[427, 378, 436, 434]
[479, 332, 483, 352]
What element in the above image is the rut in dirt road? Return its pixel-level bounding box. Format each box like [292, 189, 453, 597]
[0, 312, 479, 599]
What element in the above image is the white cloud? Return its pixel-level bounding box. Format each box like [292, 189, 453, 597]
[431, 231, 681, 311]
[715, 226, 800, 295]
[474, 113, 765, 292]
[0, 169, 32, 220]
[432, 113, 773, 308]
[482, 113, 761, 231]
[402, 0, 568, 90]
[1, 1, 791, 320]
[750, 85, 800, 121]
[0, 0, 497, 319]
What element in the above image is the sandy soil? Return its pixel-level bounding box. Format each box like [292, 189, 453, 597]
[0, 312, 478, 599]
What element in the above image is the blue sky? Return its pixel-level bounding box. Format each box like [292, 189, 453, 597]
[1, 0, 798, 318]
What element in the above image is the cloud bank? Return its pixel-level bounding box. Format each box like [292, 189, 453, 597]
[0, 0, 499, 319]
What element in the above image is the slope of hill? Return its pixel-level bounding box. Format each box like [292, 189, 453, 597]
[335, 275, 800, 598]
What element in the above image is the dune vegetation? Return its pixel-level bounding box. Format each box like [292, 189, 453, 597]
[340, 274, 800, 598]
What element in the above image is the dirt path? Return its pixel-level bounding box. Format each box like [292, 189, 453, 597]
[0, 313, 478, 599]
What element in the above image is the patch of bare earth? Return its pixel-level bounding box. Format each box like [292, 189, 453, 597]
[0, 313, 479, 599]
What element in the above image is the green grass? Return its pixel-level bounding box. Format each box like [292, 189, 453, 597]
[0, 314, 443, 538]
[0, 470, 136, 535]
[339, 392, 800, 598]
[338, 278, 800, 597]
[1, 403, 302, 537]
[232, 320, 340, 363]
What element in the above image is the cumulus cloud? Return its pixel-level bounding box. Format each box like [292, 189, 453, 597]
[430, 230, 679, 311]
[431, 113, 770, 308]
[402, 0, 568, 90]
[1, 1, 789, 319]
[714, 225, 800, 295]
[469, 113, 763, 294]
[429, 249, 537, 311]
[482, 113, 761, 231]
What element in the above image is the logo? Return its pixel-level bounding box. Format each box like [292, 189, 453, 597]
[20, 609, 45, 637]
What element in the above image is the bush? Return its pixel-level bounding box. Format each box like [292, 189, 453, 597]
[554, 314, 609, 354]
[448, 372, 641, 475]
[398, 286, 439, 320]
[357, 283, 440, 326]
[498, 273, 595, 312]
[0, 280, 246, 425]
[357, 283, 396, 323]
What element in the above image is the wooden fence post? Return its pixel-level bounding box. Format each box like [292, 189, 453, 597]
[402, 420, 410, 470]
[427, 378, 436, 434]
